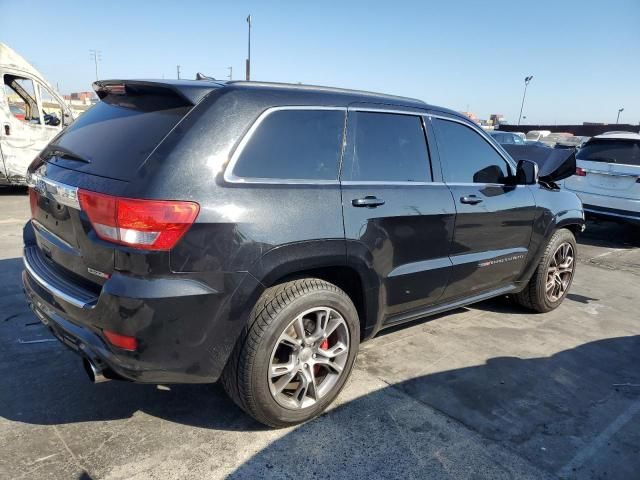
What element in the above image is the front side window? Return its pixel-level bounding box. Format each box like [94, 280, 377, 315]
[433, 118, 511, 184]
[3, 75, 41, 123]
[38, 84, 64, 127]
[342, 111, 431, 182]
[232, 109, 345, 180]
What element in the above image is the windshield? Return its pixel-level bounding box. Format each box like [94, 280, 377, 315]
[577, 139, 640, 166]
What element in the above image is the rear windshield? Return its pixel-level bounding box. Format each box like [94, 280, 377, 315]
[46, 97, 191, 181]
[577, 139, 640, 166]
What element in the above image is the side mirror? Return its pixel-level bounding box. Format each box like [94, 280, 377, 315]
[62, 112, 73, 127]
[516, 159, 538, 185]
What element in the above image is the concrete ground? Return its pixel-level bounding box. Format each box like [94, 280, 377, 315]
[0, 186, 638, 480]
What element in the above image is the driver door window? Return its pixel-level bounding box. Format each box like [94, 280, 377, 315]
[38, 84, 63, 127]
[3, 75, 41, 124]
[433, 118, 511, 184]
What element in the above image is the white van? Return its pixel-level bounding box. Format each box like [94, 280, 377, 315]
[1, 43, 73, 186]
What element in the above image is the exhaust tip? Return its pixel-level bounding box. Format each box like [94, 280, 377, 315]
[82, 358, 110, 384]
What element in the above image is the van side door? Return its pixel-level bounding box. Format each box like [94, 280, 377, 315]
[429, 113, 536, 301]
[1, 73, 49, 183]
[341, 107, 456, 326]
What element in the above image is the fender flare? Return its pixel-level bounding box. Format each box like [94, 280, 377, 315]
[248, 239, 382, 340]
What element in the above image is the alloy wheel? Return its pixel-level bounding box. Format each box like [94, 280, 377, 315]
[268, 307, 350, 409]
[546, 242, 575, 302]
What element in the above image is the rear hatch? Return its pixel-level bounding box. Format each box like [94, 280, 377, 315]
[26, 80, 218, 292]
[564, 138, 640, 199]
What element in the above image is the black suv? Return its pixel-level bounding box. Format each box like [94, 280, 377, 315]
[22, 80, 584, 427]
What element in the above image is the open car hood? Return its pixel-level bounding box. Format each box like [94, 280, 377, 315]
[503, 145, 576, 183]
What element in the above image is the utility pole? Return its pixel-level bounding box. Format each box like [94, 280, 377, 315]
[246, 14, 252, 81]
[518, 75, 533, 126]
[89, 49, 102, 81]
[228, 66, 233, 81]
[176, 65, 181, 80]
[616, 107, 624, 124]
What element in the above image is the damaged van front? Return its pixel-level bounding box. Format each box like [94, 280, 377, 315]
[1, 42, 73, 186]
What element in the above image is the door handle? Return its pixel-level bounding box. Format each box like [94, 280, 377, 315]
[460, 195, 483, 205]
[352, 196, 385, 208]
[3, 123, 9, 136]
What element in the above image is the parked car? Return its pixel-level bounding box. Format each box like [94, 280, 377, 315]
[525, 140, 552, 148]
[556, 136, 590, 149]
[540, 132, 573, 148]
[488, 131, 526, 145]
[564, 132, 640, 224]
[22, 79, 584, 427]
[1, 42, 73, 186]
[9, 103, 25, 120]
[526, 130, 551, 142]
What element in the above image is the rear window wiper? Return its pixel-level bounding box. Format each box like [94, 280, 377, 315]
[42, 145, 91, 164]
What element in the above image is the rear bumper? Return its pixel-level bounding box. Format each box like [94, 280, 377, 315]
[566, 190, 640, 224]
[22, 246, 263, 384]
[583, 204, 640, 225]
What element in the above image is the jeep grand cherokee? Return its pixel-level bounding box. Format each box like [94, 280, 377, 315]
[22, 79, 584, 427]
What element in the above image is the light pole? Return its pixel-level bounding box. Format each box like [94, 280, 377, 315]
[89, 49, 102, 81]
[176, 65, 181, 80]
[228, 66, 233, 81]
[246, 15, 252, 81]
[616, 108, 624, 124]
[517, 75, 533, 126]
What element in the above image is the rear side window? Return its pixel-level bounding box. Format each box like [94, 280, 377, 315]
[433, 118, 511, 184]
[342, 111, 431, 182]
[578, 140, 640, 166]
[232, 109, 345, 180]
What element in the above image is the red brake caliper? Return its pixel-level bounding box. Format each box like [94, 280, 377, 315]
[314, 338, 329, 375]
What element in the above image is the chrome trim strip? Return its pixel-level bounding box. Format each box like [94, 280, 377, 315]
[341, 180, 446, 186]
[584, 208, 640, 221]
[444, 182, 527, 188]
[23, 255, 89, 309]
[450, 247, 528, 266]
[32, 219, 76, 251]
[28, 173, 80, 209]
[581, 169, 639, 177]
[224, 106, 347, 185]
[428, 113, 517, 170]
[349, 107, 428, 116]
[388, 256, 452, 277]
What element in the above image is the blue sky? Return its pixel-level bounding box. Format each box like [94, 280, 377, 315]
[2, 0, 639, 124]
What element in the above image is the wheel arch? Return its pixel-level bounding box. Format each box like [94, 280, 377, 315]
[249, 240, 381, 340]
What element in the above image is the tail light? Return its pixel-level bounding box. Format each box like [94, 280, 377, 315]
[575, 167, 587, 177]
[78, 189, 199, 251]
[103, 329, 137, 351]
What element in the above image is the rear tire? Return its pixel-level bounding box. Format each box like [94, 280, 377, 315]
[221, 278, 360, 428]
[513, 228, 577, 313]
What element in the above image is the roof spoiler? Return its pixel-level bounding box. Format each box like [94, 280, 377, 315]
[93, 79, 224, 106]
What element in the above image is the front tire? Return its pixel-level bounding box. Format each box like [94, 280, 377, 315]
[222, 278, 360, 428]
[514, 228, 577, 313]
